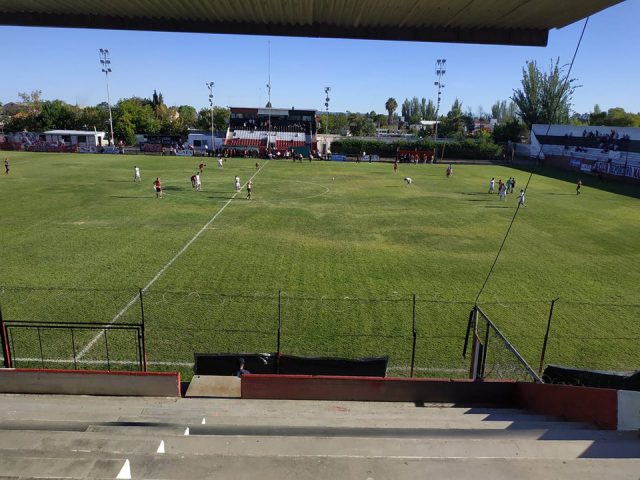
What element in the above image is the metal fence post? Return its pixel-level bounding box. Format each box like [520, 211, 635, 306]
[277, 289, 282, 355]
[469, 306, 480, 380]
[139, 288, 147, 372]
[410, 294, 417, 378]
[37, 327, 44, 368]
[480, 317, 490, 379]
[71, 328, 77, 370]
[0, 304, 11, 368]
[539, 297, 559, 375]
[103, 330, 111, 371]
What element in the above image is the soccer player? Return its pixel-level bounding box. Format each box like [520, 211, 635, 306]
[195, 173, 202, 191]
[498, 182, 507, 200]
[517, 189, 526, 207]
[198, 163, 206, 174]
[190, 173, 197, 188]
[133, 166, 141, 182]
[4, 158, 9, 174]
[153, 178, 162, 198]
[218, 157, 223, 169]
[404, 177, 412, 185]
[511, 177, 516, 194]
[393, 160, 398, 173]
[234, 175, 241, 192]
[255, 161, 260, 170]
[576, 179, 582, 195]
[446, 164, 452, 177]
[489, 177, 495, 194]
[246, 180, 253, 199]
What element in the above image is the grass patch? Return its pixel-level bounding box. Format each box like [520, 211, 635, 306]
[1, 152, 639, 379]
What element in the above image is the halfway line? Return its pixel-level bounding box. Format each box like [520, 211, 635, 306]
[76, 162, 268, 359]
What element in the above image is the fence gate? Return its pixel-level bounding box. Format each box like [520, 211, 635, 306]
[0, 316, 146, 372]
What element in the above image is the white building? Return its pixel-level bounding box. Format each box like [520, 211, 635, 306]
[44, 130, 107, 151]
[186, 130, 226, 153]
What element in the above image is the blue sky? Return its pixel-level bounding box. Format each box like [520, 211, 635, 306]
[0, 1, 638, 116]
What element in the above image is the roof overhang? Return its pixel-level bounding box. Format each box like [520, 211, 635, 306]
[0, 0, 624, 47]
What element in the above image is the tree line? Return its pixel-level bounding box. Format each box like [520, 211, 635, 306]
[0, 90, 230, 145]
[2, 59, 639, 145]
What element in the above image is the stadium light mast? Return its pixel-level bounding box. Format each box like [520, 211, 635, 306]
[324, 87, 331, 155]
[206, 82, 215, 152]
[433, 58, 446, 142]
[266, 41, 272, 148]
[98, 48, 115, 146]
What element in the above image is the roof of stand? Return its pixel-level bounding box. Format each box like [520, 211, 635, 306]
[0, 0, 623, 46]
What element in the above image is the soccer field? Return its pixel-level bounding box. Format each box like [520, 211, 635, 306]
[1, 152, 639, 379]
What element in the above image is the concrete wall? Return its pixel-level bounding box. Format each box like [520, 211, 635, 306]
[0, 369, 180, 397]
[242, 375, 518, 406]
[517, 383, 618, 430]
[618, 390, 640, 431]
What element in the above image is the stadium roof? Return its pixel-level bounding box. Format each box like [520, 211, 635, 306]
[0, 0, 623, 47]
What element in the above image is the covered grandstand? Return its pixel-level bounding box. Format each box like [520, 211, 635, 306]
[225, 107, 317, 156]
[529, 124, 640, 181]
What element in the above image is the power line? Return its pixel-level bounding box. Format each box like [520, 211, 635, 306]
[474, 17, 590, 305]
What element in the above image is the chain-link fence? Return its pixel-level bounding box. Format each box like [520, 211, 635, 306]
[1, 286, 639, 380]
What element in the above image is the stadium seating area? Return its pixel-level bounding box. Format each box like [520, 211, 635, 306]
[530, 124, 640, 180]
[224, 128, 307, 150]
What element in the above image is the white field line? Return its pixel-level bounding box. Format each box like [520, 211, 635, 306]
[75, 162, 269, 360]
[13, 357, 466, 373]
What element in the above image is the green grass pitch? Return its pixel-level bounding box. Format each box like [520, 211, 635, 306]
[1, 151, 639, 379]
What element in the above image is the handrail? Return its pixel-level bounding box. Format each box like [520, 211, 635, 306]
[476, 306, 543, 383]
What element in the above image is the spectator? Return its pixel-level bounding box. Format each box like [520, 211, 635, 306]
[235, 358, 250, 377]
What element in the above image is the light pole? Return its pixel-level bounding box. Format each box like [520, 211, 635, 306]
[98, 48, 115, 146]
[206, 82, 215, 153]
[324, 87, 331, 156]
[433, 58, 446, 142]
[266, 41, 272, 150]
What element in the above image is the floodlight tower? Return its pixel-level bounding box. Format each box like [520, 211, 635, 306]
[206, 82, 215, 152]
[98, 48, 115, 146]
[324, 87, 331, 155]
[433, 58, 446, 142]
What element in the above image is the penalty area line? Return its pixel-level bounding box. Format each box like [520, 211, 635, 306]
[75, 161, 269, 360]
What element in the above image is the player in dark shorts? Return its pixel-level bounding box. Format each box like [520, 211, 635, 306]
[246, 180, 253, 199]
[4, 158, 9, 174]
[576, 179, 582, 195]
[153, 178, 162, 198]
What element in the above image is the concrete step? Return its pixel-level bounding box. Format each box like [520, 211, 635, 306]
[111, 414, 595, 431]
[0, 430, 638, 459]
[0, 452, 124, 479]
[2, 451, 640, 480]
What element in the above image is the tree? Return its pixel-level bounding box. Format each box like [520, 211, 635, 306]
[39, 100, 78, 130]
[423, 99, 436, 120]
[492, 118, 526, 143]
[197, 106, 230, 132]
[77, 104, 110, 132]
[401, 99, 411, 121]
[511, 58, 579, 130]
[176, 105, 198, 132]
[113, 97, 158, 144]
[386, 97, 397, 120]
[492, 100, 518, 123]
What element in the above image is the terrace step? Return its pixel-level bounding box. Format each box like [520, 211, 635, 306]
[1, 452, 640, 480]
[0, 430, 639, 459]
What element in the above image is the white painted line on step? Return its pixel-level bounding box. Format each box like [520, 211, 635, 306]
[76, 162, 270, 360]
[184, 427, 190, 436]
[116, 459, 131, 480]
[156, 440, 165, 454]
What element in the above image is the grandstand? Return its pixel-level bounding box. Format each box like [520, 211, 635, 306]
[528, 124, 640, 181]
[224, 107, 317, 155]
